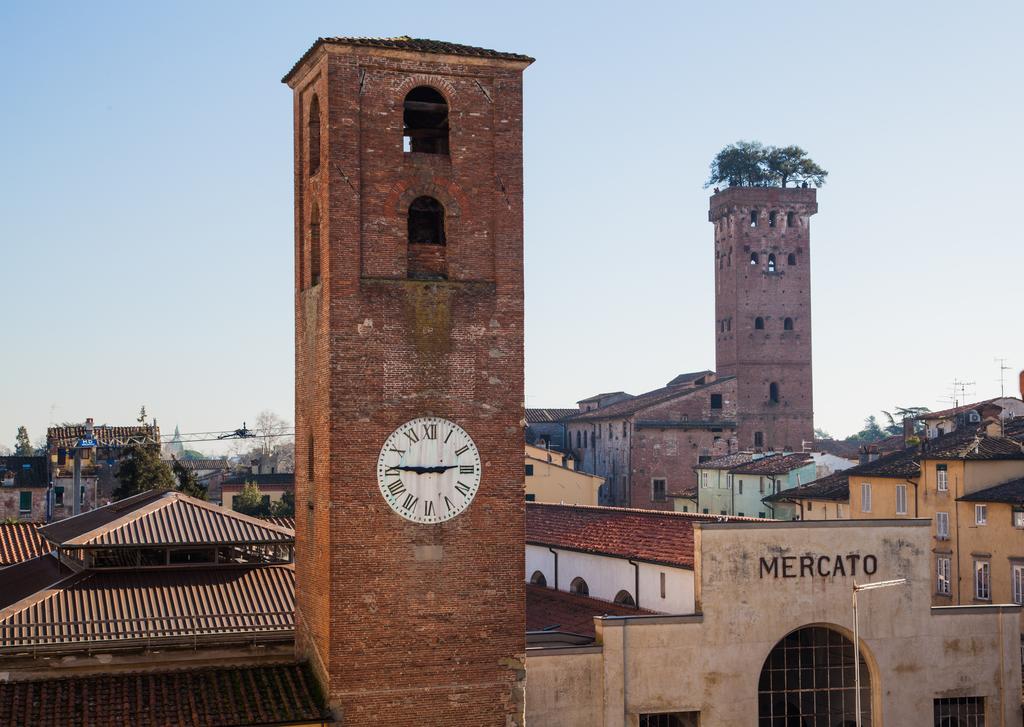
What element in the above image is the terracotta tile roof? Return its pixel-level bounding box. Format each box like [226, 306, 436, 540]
[852, 447, 921, 478]
[764, 470, 850, 503]
[284, 36, 534, 83]
[916, 398, 1000, 420]
[958, 477, 1024, 505]
[922, 434, 1024, 461]
[47, 424, 159, 449]
[525, 408, 578, 423]
[39, 490, 293, 548]
[0, 523, 49, 565]
[0, 662, 328, 727]
[729, 452, 813, 476]
[0, 555, 72, 610]
[576, 391, 630, 404]
[0, 564, 295, 651]
[525, 585, 657, 637]
[695, 452, 756, 471]
[526, 502, 764, 569]
[571, 376, 735, 421]
[164, 458, 230, 471]
[0, 456, 47, 487]
[665, 370, 715, 387]
[813, 439, 862, 458]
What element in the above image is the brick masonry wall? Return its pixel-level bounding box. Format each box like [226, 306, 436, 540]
[711, 187, 816, 452]
[288, 44, 528, 726]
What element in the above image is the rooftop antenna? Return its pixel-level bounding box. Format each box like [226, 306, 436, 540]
[941, 378, 976, 409]
[995, 357, 1011, 397]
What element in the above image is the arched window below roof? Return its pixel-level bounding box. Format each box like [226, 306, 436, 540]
[614, 590, 636, 607]
[530, 570, 547, 587]
[403, 86, 449, 154]
[569, 577, 589, 596]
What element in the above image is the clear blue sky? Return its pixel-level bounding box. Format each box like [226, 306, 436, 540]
[2, 0, 1022, 452]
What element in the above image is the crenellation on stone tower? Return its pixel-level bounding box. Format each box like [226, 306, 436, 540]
[710, 186, 817, 452]
[284, 37, 532, 725]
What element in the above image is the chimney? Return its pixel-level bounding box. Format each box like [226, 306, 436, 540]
[903, 417, 915, 447]
[85, 418, 94, 437]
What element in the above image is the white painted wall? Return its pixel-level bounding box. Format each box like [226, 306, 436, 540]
[526, 544, 695, 615]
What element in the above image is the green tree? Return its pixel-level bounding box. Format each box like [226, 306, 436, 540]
[844, 415, 887, 443]
[171, 460, 208, 500]
[233, 481, 271, 517]
[113, 442, 175, 500]
[813, 426, 833, 440]
[705, 140, 769, 188]
[881, 407, 931, 436]
[706, 141, 828, 189]
[14, 426, 33, 456]
[137, 405, 148, 425]
[272, 489, 295, 517]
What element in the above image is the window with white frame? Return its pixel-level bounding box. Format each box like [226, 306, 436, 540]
[738, 479, 744, 494]
[936, 511, 949, 539]
[937, 556, 951, 595]
[861, 483, 872, 513]
[701, 471, 709, 488]
[975, 504, 987, 525]
[974, 560, 990, 600]
[936, 464, 948, 492]
[1015, 509, 1024, 529]
[1013, 564, 1024, 605]
[895, 484, 907, 515]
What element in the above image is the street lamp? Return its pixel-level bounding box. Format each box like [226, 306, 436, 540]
[852, 578, 907, 727]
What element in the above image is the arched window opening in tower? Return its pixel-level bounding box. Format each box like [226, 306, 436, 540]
[750, 252, 759, 266]
[784, 317, 794, 331]
[769, 382, 780, 404]
[309, 200, 321, 287]
[786, 210, 795, 227]
[614, 590, 636, 607]
[750, 209, 758, 227]
[767, 254, 777, 273]
[407, 196, 447, 280]
[768, 210, 778, 228]
[755, 317, 765, 330]
[308, 95, 321, 176]
[576, 431, 581, 448]
[787, 252, 797, 266]
[530, 570, 547, 588]
[570, 577, 589, 596]
[403, 86, 450, 154]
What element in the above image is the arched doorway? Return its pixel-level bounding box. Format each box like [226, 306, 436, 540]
[758, 625, 871, 726]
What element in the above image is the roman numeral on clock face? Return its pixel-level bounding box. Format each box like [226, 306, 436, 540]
[459, 465, 475, 474]
[401, 493, 419, 512]
[421, 423, 437, 440]
[387, 480, 405, 497]
[455, 481, 471, 497]
[444, 495, 456, 512]
[404, 429, 419, 444]
[424, 500, 435, 517]
[455, 445, 469, 456]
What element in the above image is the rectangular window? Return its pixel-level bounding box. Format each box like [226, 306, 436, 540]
[701, 472, 709, 488]
[937, 556, 951, 595]
[710, 393, 722, 409]
[807, 501, 813, 510]
[1013, 564, 1024, 605]
[702, 508, 709, 514]
[754, 431, 764, 447]
[934, 697, 984, 724]
[975, 504, 987, 525]
[936, 464, 948, 492]
[758, 478, 764, 494]
[18, 491, 31, 514]
[936, 512, 949, 539]
[1014, 510, 1024, 529]
[525, 493, 536, 502]
[974, 560, 991, 600]
[640, 713, 697, 727]
[53, 486, 64, 507]
[525, 463, 534, 477]
[652, 478, 666, 502]
[895, 484, 907, 515]
[759, 511, 766, 518]
[738, 480, 744, 495]
[738, 511, 745, 516]
[861, 483, 872, 513]
[660, 572, 666, 599]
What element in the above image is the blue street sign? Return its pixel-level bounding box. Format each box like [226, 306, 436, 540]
[76, 438, 98, 448]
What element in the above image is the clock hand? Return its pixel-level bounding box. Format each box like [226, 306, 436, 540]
[394, 464, 458, 474]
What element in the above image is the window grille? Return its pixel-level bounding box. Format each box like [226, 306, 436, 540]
[933, 696, 984, 725]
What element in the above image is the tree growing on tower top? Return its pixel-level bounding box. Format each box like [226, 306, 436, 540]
[705, 141, 828, 189]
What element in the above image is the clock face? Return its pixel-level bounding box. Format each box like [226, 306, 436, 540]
[376, 417, 482, 524]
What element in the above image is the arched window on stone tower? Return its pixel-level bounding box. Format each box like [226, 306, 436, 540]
[767, 254, 777, 273]
[750, 252, 759, 266]
[755, 317, 765, 330]
[786, 211, 796, 227]
[787, 252, 797, 266]
[784, 317, 794, 331]
[769, 210, 778, 228]
[750, 209, 759, 227]
[309, 200, 321, 287]
[407, 196, 447, 280]
[769, 382, 780, 404]
[308, 95, 321, 176]
[403, 86, 449, 154]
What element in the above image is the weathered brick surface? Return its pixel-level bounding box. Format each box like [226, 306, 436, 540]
[710, 187, 816, 452]
[286, 43, 528, 725]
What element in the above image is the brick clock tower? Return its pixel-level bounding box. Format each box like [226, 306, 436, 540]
[710, 187, 817, 452]
[283, 37, 532, 724]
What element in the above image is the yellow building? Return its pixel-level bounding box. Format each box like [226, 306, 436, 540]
[525, 444, 603, 505]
